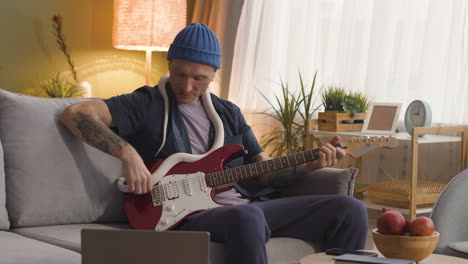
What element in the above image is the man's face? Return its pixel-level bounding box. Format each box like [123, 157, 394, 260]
[168, 59, 217, 104]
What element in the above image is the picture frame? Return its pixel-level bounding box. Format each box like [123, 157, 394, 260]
[361, 102, 402, 134]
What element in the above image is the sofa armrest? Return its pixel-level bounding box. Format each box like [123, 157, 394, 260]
[281, 168, 357, 197]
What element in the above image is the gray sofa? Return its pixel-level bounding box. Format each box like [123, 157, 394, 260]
[0, 88, 357, 264]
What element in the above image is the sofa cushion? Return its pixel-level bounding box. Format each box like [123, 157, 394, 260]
[282, 168, 357, 197]
[0, 89, 127, 227]
[0, 139, 9, 230]
[12, 224, 318, 264]
[0, 230, 80, 264]
[12, 223, 132, 253]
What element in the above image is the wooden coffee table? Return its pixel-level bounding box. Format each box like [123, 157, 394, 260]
[300, 251, 468, 264]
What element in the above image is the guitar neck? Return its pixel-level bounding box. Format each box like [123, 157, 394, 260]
[205, 147, 322, 188]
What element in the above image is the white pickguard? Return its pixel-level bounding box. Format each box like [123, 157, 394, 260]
[154, 172, 222, 231]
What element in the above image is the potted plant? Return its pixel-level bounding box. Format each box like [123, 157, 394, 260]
[40, 15, 89, 98]
[342, 91, 371, 118]
[321, 86, 346, 112]
[318, 87, 370, 131]
[40, 73, 83, 98]
[259, 71, 321, 157]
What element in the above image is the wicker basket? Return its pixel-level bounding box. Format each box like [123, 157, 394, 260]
[367, 181, 446, 209]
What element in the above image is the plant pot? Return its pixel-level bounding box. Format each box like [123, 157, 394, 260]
[318, 112, 366, 132]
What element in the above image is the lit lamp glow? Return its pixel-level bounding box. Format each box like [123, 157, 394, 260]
[112, 0, 186, 85]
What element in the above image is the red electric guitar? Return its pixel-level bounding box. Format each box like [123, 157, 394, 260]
[124, 136, 398, 231]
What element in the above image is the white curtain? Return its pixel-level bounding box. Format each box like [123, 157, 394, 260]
[229, 0, 468, 125]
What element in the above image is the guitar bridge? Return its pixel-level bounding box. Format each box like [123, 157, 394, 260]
[151, 185, 164, 206]
[151, 172, 207, 207]
[151, 182, 180, 205]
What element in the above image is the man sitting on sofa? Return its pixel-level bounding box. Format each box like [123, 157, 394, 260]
[59, 23, 368, 264]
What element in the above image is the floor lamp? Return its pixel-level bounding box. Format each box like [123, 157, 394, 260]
[112, 0, 186, 86]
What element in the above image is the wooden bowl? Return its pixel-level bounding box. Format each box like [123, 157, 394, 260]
[372, 229, 439, 262]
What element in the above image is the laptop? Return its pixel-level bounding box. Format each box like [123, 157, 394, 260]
[81, 229, 210, 264]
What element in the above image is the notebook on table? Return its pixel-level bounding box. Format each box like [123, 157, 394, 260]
[333, 253, 416, 264]
[81, 229, 210, 264]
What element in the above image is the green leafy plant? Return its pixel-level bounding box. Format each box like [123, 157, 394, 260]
[40, 15, 82, 98]
[321, 86, 347, 111]
[342, 91, 371, 114]
[297, 71, 322, 150]
[259, 80, 302, 157]
[52, 15, 78, 83]
[40, 73, 83, 98]
[259, 71, 322, 157]
[322, 87, 370, 114]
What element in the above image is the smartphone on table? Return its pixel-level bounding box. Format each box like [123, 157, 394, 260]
[325, 248, 378, 257]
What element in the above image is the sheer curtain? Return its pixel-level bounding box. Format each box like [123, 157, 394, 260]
[229, 0, 468, 127]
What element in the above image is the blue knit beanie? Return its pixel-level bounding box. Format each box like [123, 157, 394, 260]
[167, 23, 221, 69]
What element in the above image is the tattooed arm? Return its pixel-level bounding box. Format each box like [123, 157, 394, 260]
[59, 100, 152, 194]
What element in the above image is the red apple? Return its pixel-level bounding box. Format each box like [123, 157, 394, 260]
[376, 210, 407, 235]
[408, 216, 435, 236]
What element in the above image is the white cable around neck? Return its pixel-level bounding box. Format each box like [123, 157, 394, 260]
[117, 74, 224, 192]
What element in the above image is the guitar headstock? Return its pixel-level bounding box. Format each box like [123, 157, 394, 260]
[339, 136, 398, 159]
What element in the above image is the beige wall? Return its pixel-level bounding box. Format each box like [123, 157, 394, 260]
[0, 0, 169, 99]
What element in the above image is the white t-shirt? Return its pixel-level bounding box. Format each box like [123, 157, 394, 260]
[178, 101, 249, 205]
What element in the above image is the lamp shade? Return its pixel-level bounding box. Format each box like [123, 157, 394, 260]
[112, 0, 186, 51]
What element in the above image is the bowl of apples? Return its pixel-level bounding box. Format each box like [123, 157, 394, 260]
[372, 209, 439, 262]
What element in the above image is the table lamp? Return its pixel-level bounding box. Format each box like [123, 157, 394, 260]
[112, 0, 186, 85]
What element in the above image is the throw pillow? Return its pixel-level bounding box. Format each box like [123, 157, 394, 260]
[0, 89, 127, 227]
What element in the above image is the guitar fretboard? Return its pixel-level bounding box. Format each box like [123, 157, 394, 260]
[205, 148, 321, 187]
